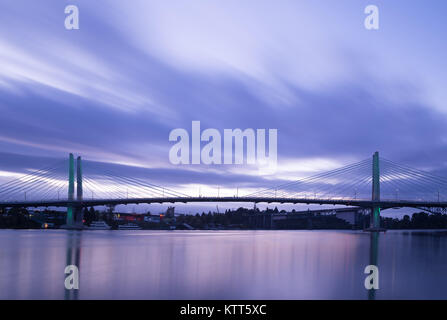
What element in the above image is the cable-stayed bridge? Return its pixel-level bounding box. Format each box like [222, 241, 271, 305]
[1, 152, 447, 230]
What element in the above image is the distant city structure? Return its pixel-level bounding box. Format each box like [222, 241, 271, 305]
[270, 208, 365, 229]
[166, 206, 175, 218]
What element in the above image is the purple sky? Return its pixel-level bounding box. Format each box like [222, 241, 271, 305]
[0, 1, 446, 214]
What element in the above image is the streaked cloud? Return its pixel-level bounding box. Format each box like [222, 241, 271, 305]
[0, 0, 446, 204]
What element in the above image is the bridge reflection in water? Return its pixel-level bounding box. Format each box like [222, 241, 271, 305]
[60, 229, 385, 300]
[9, 229, 437, 300]
[60, 230, 383, 300]
[368, 232, 379, 300]
[64, 231, 81, 300]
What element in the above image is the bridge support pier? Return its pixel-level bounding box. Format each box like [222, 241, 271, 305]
[371, 207, 380, 229]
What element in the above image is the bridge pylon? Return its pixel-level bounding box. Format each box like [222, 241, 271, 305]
[369, 151, 383, 231]
[64, 154, 84, 229]
[66, 153, 75, 227]
[74, 156, 84, 228]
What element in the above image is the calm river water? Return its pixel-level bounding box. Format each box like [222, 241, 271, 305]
[0, 229, 446, 299]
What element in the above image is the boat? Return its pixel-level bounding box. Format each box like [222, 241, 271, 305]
[118, 223, 142, 230]
[87, 221, 111, 230]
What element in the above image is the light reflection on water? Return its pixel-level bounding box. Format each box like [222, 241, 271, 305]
[0, 229, 447, 300]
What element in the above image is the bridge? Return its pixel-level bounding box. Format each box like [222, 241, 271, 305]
[1, 152, 447, 230]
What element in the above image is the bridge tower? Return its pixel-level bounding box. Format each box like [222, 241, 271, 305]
[66, 153, 75, 226]
[76, 156, 83, 201]
[65, 154, 84, 229]
[74, 156, 84, 227]
[371, 151, 381, 229]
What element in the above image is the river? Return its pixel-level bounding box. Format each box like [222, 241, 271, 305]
[0, 229, 446, 299]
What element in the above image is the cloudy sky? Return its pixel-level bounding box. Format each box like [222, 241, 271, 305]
[0, 1, 446, 212]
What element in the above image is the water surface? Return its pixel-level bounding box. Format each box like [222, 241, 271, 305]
[0, 229, 446, 299]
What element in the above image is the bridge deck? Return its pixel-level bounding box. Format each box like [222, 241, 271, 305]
[1, 197, 446, 209]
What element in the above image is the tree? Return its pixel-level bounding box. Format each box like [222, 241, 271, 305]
[402, 215, 411, 229]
